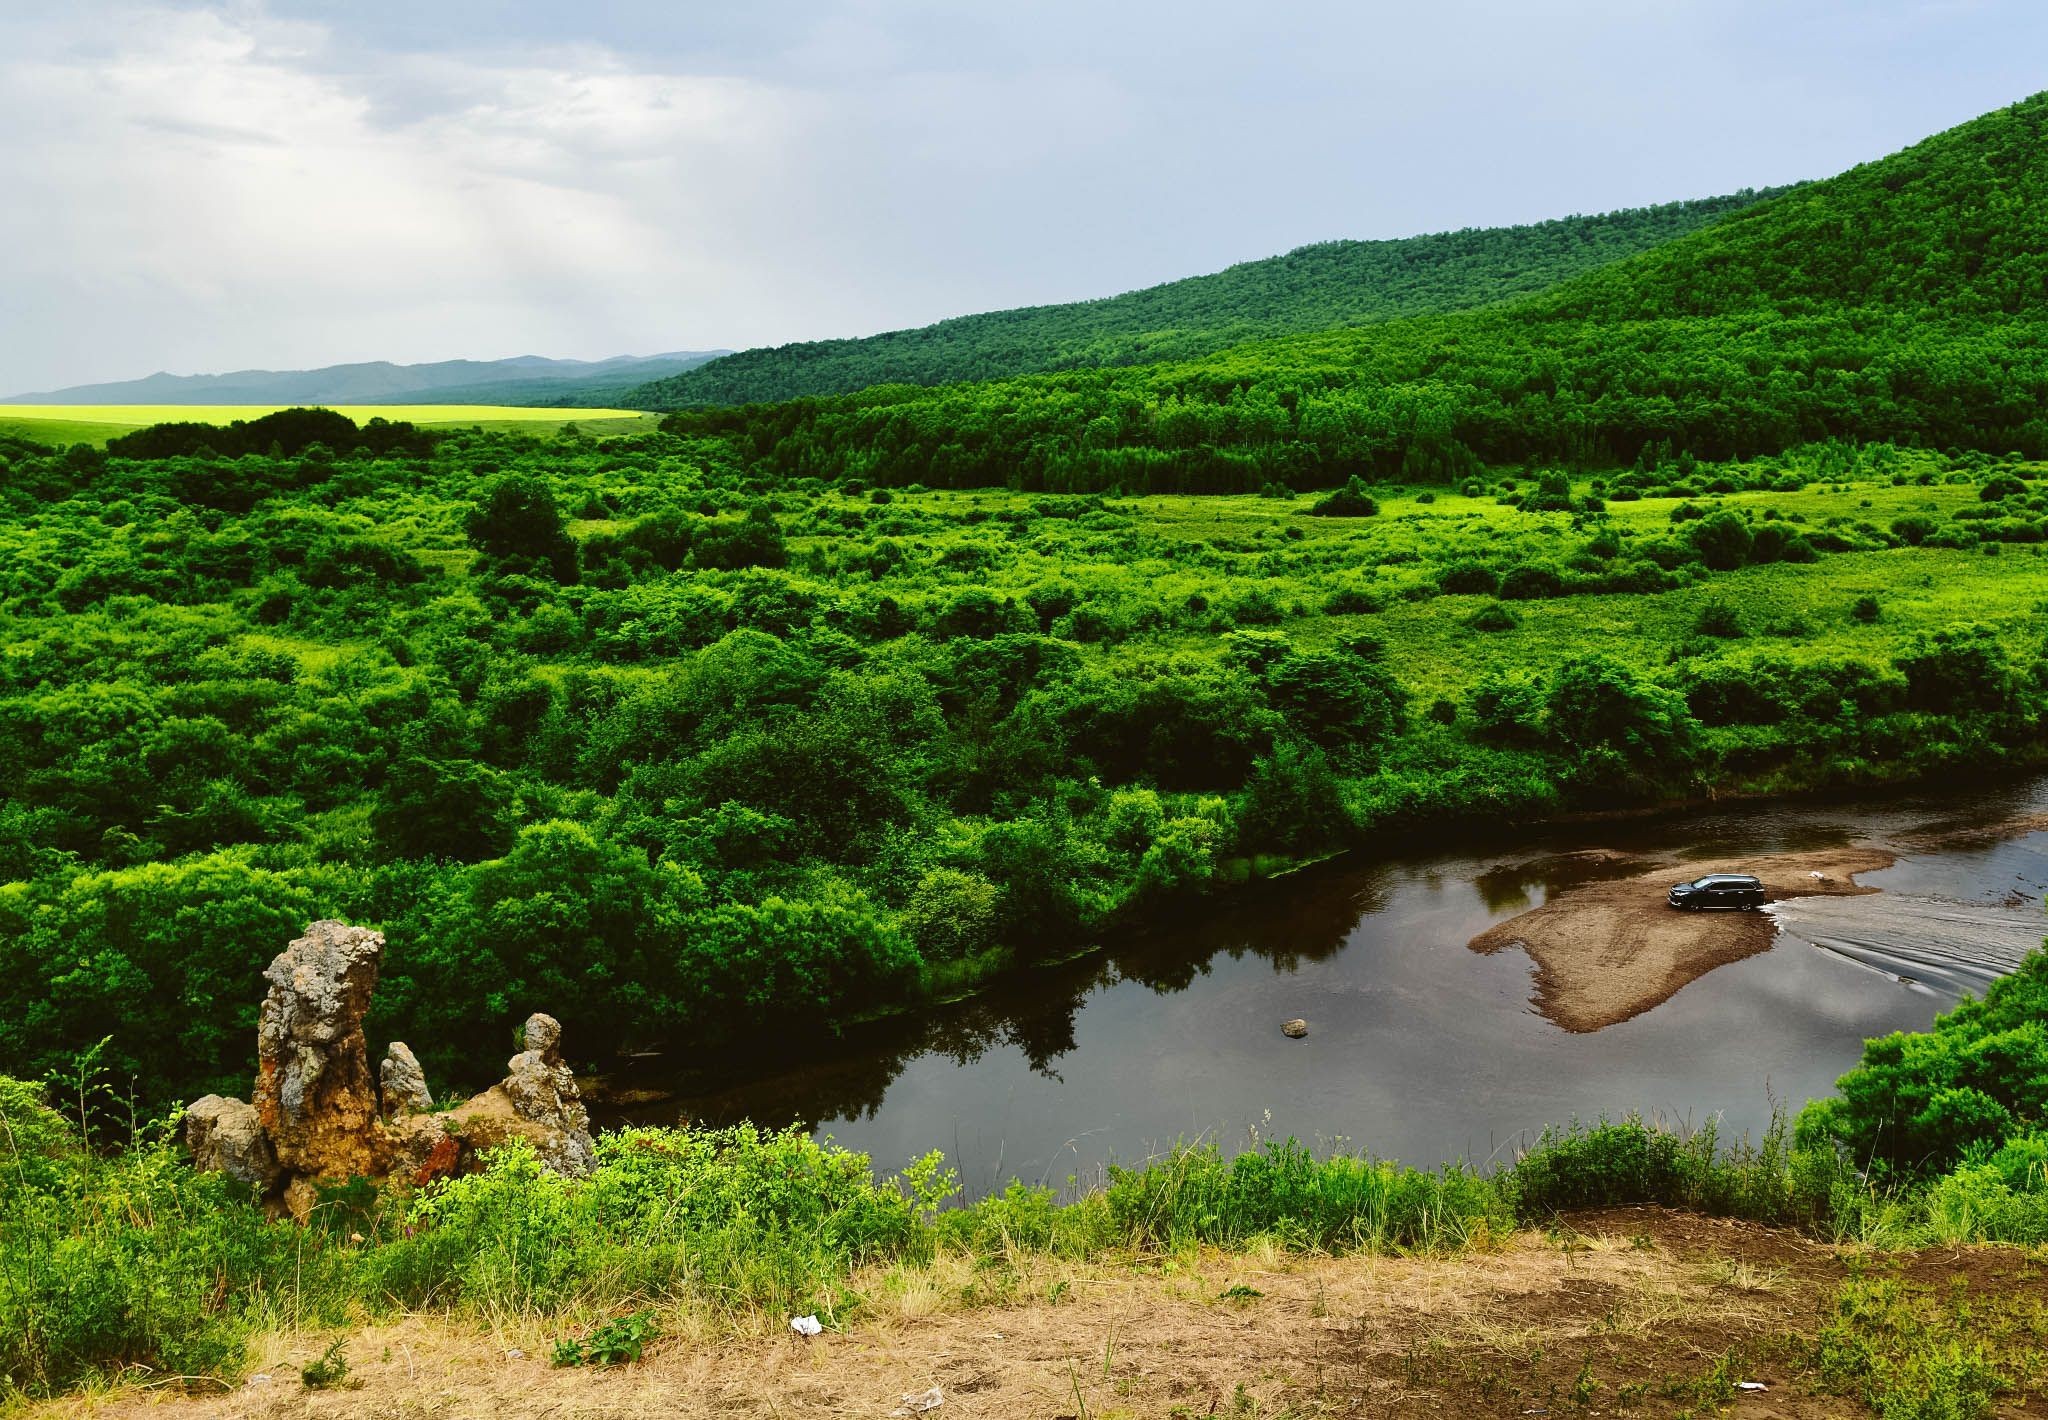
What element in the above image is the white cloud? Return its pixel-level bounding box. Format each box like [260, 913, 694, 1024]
[0, 0, 2041, 393]
[0, 3, 817, 386]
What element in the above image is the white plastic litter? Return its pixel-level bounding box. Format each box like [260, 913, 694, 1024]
[1736, 1381, 1769, 1392]
[504, 1348, 525, 1361]
[790, 1314, 824, 1337]
[889, 1386, 944, 1416]
[246, 1374, 273, 1388]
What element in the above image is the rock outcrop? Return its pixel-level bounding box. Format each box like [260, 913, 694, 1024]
[183, 919, 598, 1218]
[501, 1013, 597, 1176]
[254, 920, 389, 1192]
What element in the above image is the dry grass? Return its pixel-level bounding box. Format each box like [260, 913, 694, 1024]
[22, 1210, 1883, 1420]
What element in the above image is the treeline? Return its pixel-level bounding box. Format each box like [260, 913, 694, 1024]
[662, 309, 2048, 492]
[657, 95, 2048, 489]
[631, 192, 1780, 408]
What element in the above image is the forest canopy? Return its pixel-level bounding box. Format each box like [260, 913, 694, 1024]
[630, 192, 1782, 407]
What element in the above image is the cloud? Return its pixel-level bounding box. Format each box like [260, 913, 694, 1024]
[0, 3, 816, 387]
[0, 0, 2043, 393]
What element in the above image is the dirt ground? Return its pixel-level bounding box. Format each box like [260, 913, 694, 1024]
[34, 1209, 2046, 1420]
[1468, 846, 1893, 1031]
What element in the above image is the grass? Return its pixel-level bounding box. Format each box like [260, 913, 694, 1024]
[778, 460, 2048, 725]
[0, 404, 662, 445]
[1814, 1267, 2048, 1419]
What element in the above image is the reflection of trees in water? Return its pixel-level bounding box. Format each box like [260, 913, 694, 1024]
[605, 857, 1391, 1134]
[1470, 848, 1654, 915]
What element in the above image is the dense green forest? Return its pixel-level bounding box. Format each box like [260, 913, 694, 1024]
[630, 192, 1779, 407]
[654, 96, 2048, 488]
[3, 405, 2046, 1113]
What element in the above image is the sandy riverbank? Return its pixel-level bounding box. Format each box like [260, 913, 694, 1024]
[1469, 846, 1893, 1031]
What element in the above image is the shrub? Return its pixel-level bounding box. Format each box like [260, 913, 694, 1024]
[1693, 601, 1745, 638]
[1688, 509, 1754, 570]
[1322, 583, 1385, 615]
[1497, 564, 1565, 600]
[1797, 952, 2048, 1179]
[1309, 476, 1378, 517]
[1464, 601, 1519, 632]
[1891, 514, 1938, 546]
[1436, 561, 1500, 596]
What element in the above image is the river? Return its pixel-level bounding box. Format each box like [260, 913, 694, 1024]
[600, 778, 2048, 1193]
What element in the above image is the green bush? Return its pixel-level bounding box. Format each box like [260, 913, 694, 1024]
[1309, 476, 1378, 517]
[1797, 952, 2048, 1179]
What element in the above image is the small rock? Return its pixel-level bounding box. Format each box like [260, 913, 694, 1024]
[379, 1042, 434, 1117]
[184, 1094, 283, 1194]
[890, 1385, 943, 1416]
[1281, 1018, 1309, 1039]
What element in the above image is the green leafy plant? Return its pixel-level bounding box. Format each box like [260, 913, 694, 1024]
[301, 1339, 350, 1390]
[552, 1310, 658, 1368]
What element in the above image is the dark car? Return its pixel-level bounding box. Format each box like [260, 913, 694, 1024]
[1667, 873, 1767, 910]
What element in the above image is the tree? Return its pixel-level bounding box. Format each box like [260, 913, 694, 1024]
[464, 475, 578, 582]
[1542, 655, 1700, 792]
[371, 757, 516, 863]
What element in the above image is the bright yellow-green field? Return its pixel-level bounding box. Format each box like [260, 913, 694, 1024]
[0, 404, 662, 445]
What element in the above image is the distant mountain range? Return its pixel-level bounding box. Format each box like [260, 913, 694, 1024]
[2, 351, 729, 409]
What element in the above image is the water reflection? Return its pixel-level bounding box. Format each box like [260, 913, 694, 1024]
[598, 780, 2048, 1188]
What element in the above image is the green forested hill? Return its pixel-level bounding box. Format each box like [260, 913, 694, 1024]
[630, 193, 1778, 407]
[661, 94, 2048, 488]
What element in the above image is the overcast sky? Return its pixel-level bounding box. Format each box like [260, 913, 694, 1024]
[1, 1, 2042, 393]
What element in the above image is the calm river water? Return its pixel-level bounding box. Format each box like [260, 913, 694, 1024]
[606, 779, 2048, 1193]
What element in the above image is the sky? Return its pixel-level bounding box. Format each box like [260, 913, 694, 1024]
[1, 1, 2044, 394]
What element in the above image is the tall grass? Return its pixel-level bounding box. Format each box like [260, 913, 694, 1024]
[4, 1077, 2043, 1401]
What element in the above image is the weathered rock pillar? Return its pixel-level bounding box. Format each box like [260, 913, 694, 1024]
[252, 919, 391, 1218]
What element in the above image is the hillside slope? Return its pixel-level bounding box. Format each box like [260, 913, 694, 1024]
[5, 351, 727, 408]
[630, 193, 1779, 408]
[664, 93, 2048, 486]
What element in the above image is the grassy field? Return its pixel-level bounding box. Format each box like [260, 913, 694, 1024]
[0, 403, 662, 445]
[773, 465, 2048, 712]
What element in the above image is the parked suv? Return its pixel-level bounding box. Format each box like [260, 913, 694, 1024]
[1666, 873, 1767, 910]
